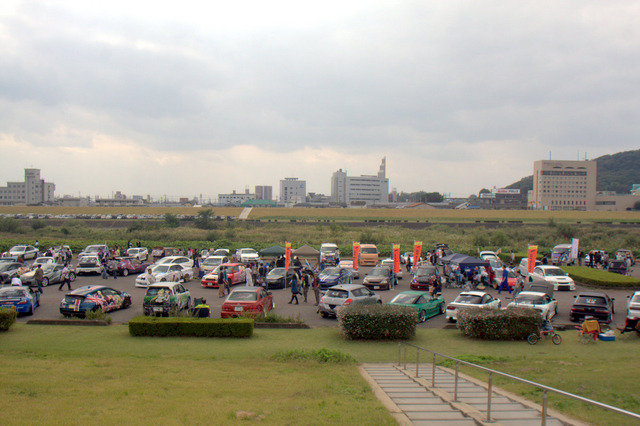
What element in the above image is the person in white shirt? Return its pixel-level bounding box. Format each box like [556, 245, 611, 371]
[245, 264, 253, 287]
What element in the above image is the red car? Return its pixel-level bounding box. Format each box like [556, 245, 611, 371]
[221, 287, 274, 318]
[116, 257, 151, 276]
[201, 263, 246, 288]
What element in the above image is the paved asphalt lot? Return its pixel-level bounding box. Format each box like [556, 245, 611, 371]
[10, 257, 639, 329]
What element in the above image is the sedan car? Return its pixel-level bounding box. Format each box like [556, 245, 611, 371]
[379, 258, 402, 279]
[410, 265, 438, 291]
[4, 245, 38, 260]
[78, 244, 108, 258]
[154, 255, 193, 269]
[627, 291, 640, 318]
[135, 264, 192, 287]
[317, 284, 381, 318]
[126, 247, 149, 261]
[142, 282, 191, 316]
[201, 255, 230, 274]
[615, 249, 635, 266]
[528, 266, 576, 291]
[0, 286, 40, 315]
[59, 286, 131, 317]
[221, 287, 274, 318]
[445, 291, 501, 322]
[76, 256, 103, 275]
[201, 263, 246, 288]
[570, 292, 615, 323]
[518, 258, 542, 276]
[32, 257, 58, 267]
[116, 257, 151, 276]
[20, 263, 77, 287]
[0, 262, 29, 284]
[264, 267, 299, 290]
[362, 266, 397, 291]
[387, 291, 445, 323]
[235, 248, 260, 263]
[507, 291, 558, 320]
[319, 267, 353, 291]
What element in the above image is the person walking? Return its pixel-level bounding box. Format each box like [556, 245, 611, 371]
[497, 267, 511, 294]
[108, 259, 118, 279]
[58, 263, 72, 291]
[288, 272, 299, 304]
[34, 264, 44, 294]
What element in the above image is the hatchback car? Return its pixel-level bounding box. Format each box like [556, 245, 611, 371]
[116, 257, 151, 276]
[201, 263, 246, 288]
[319, 267, 353, 291]
[387, 291, 445, 323]
[143, 282, 191, 316]
[221, 287, 274, 318]
[317, 284, 381, 318]
[570, 292, 615, 323]
[0, 286, 40, 315]
[528, 266, 575, 291]
[362, 266, 396, 291]
[60, 286, 131, 317]
[410, 265, 438, 291]
[445, 291, 501, 322]
[507, 291, 558, 320]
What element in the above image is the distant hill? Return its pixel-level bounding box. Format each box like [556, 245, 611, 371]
[505, 149, 640, 194]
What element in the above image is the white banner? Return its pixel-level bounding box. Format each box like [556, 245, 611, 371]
[571, 238, 579, 260]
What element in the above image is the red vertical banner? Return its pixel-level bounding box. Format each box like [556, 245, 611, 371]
[393, 244, 401, 274]
[413, 241, 422, 265]
[285, 242, 291, 272]
[527, 245, 538, 274]
[352, 242, 360, 271]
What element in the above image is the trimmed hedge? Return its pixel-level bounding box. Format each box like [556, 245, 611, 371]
[337, 304, 417, 340]
[0, 308, 17, 331]
[128, 316, 253, 338]
[457, 307, 542, 340]
[562, 266, 640, 288]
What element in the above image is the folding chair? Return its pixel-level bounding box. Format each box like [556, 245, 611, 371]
[579, 317, 600, 343]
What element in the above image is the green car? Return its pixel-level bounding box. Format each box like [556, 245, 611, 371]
[387, 291, 445, 323]
[143, 282, 191, 316]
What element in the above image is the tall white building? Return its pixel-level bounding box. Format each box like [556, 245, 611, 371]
[0, 169, 55, 206]
[280, 177, 306, 205]
[331, 158, 389, 206]
[529, 160, 596, 211]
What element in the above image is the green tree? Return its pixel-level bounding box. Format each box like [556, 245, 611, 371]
[164, 213, 179, 228]
[195, 209, 215, 230]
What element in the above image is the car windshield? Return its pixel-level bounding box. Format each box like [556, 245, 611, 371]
[321, 267, 340, 277]
[416, 266, 436, 276]
[152, 265, 170, 273]
[545, 268, 566, 276]
[390, 294, 420, 304]
[10, 246, 26, 252]
[489, 259, 503, 268]
[203, 258, 222, 266]
[80, 257, 99, 263]
[552, 247, 570, 255]
[268, 268, 286, 277]
[575, 296, 607, 307]
[321, 246, 338, 254]
[453, 294, 483, 304]
[146, 287, 171, 296]
[228, 291, 257, 301]
[85, 246, 102, 253]
[240, 249, 256, 254]
[631, 294, 640, 304]
[325, 289, 348, 298]
[361, 247, 377, 254]
[369, 268, 389, 277]
[515, 294, 545, 304]
[0, 289, 26, 298]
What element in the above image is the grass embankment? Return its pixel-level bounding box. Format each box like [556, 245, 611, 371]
[1, 326, 640, 425]
[563, 266, 640, 288]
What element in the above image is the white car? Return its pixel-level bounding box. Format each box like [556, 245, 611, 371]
[154, 256, 193, 269]
[518, 258, 542, 277]
[235, 248, 260, 263]
[528, 265, 576, 291]
[201, 255, 229, 274]
[5, 245, 38, 260]
[79, 244, 109, 258]
[135, 264, 193, 287]
[76, 256, 103, 275]
[338, 260, 359, 279]
[32, 257, 57, 267]
[127, 247, 148, 261]
[379, 258, 402, 279]
[627, 291, 640, 318]
[507, 291, 558, 320]
[479, 251, 500, 261]
[445, 291, 502, 322]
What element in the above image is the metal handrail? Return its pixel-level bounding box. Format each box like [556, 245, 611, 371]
[398, 342, 640, 425]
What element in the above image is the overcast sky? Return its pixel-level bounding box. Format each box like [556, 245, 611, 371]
[1, 1, 639, 201]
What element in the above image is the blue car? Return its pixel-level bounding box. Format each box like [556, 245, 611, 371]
[0, 286, 40, 315]
[59, 285, 132, 317]
[319, 267, 353, 291]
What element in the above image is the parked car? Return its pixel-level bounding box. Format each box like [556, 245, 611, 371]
[362, 266, 397, 291]
[410, 265, 439, 291]
[518, 258, 542, 276]
[479, 250, 500, 261]
[607, 260, 628, 275]
[0, 286, 40, 315]
[320, 243, 340, 265]
[507, 291, 558, 320]
[78, 244, 108, 258]
[235, 248, 260, 263]
[528, 265, 576, 291]
[201, 263, 246, 288]
[317, 284, 381, 318]
[20, 263, 76, 287]
[201, 255, 230, 274]
[221, 287, 274, 318]
[319, 267, 353, 291]
[0, 262, 29, 284]
[32, 256, 58, 267]
[142, 282, 190, 316]
[60, 285, 131, 317]
[338, 260, 359, 279]
[401, 252, 413, 265]
[154, 255, 193, 269]
[626, 291, 640, 318]
[213, 248, 231, 257]
[570, 292, 615, 323]
[359, 244, 379, 266]
[615, 249, 635, 266]
[379, 258, 402, 279]
[126, 247, 149, 261]
[264, 267, 299, 290]
[76, 256, 103, 275]
[491, 268, 523, 290]
[116, 257, 151, 276]
[4, 245, 38, 260]
[388, 291, 445, 323]
[445, 291, 501, 322]
[135, 264, 192, 287]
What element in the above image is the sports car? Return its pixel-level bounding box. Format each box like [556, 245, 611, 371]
[0, 286, 40, 315]
[0, 262, 29, 284]
[59, 286, 131, 317]
[135, 264, 192, 287]
[410, 265, 438, 291]
[506, 291, 558, 320]
[445, 291, 501, 322]
[116, 257, 151, 276]
[387, 291, 445, 322]
[20, 263, 77, 287]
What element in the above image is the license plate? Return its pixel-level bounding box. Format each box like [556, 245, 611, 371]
[374, 286, 379, 290]
[234, 306, 243, 312]
[153, 307, 163, 313]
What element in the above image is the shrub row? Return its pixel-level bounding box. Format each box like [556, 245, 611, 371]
[338, 304, 417, 340]
[562, 266, 640, 288]
[128, 316, 253, 338]
[0, 308, 17, 331]
[273, 348, 356, 364]
[457, 307, 541, 340]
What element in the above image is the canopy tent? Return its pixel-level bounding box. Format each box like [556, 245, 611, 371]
[440, 253, 469, 264]
[292, 245, 320, 258]
[258, 245, 286, 257]
[441, 253, 489, 268]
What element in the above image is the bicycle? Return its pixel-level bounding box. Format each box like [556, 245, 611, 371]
[528, 321, 562, 345]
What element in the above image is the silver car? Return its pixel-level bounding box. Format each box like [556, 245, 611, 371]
[318, 284, 381, 318]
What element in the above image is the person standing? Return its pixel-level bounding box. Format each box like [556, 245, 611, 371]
[497, 267, 511, 294]
[218, 268, 228, 298]
[510, 250, 515, 266]
[101, 252, 109, 279]
[58, 263, 72, 291]
[301, 270, 310, 303]
[245, 264, 253, 287]
[34, 264, 44, 294]
[288, 272, 299, 304]
[311, 269, 320, 305]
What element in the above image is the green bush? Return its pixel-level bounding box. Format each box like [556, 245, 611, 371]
[338, 304, 417, 340]
[0, 308, 18, 331]
[457, 307, 541, 340]
[128, 316, 253, 337]
[562, 266, 640, 288]
[84, 309, 112, 323]
[273, 348, 356, 364]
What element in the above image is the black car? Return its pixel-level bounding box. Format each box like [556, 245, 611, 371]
[264, 267, 300, 290]
[0, 262, 27, 284]
[362, 266, 397, 291]
[410, 265, 438, 291]
[570, 292, 615, 323]
[607, 260, 628, 275]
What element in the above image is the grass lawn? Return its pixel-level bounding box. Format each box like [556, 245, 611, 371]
[1, 325, 640, 425]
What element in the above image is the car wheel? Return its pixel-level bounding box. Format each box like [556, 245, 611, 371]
[42, 277, 49, 287]
[439, 303, 445, 314]
[123, 296, 132, 309]
[418, 310, 427, 323]
[376, 300, 382, 304]
[122, 269, 129, 277]
[28, 305, 33, 316]
[319, 312, 328, 318]
[69, 272, 76, 282]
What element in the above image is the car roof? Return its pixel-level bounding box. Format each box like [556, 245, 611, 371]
[69, 285, 110, 295]
[576, 291, 608, 297]
[397, 290, 430, 296]
[537, 265, 561, 269]
[220, 262, 243, 267]
[518, 291, 547, 297]
[327, 284, 367, 291]
[147, 282, 182, 288]
[458, 291, 487, 296]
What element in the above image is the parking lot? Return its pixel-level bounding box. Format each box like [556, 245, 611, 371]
[11, 258, 638, 329]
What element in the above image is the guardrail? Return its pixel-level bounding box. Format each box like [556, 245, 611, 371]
[397, 342, 640, 425]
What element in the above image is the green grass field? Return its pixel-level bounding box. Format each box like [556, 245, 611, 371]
[1, 325, 639, 425]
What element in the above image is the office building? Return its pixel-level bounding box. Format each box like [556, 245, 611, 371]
[218, 189, 255, 205]
[529, 160, 596, 211]
[280, 178, 306, 205]
[255, 185, 273, 201]
[331, 158, 389, 206]
[0, 168, 55, 206]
